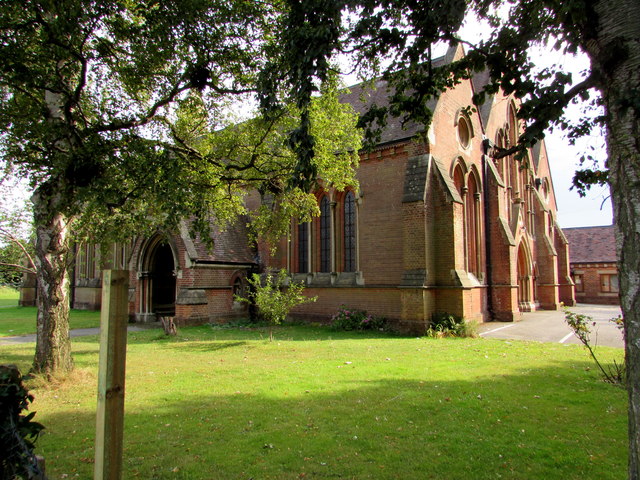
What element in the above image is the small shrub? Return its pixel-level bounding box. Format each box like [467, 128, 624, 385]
[564, 309, 625, 386]
[455, 319, 479, 338]
[237, 270, 316, 341]
[331, 306, 387, 331]
[427, 313, 477, 338]
[0, 365, 45, 479]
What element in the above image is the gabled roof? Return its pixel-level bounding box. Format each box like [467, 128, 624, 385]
[531, 142, 543, 170]
[471, 69, 494, 129]
[339, 56, 446, 146]
[181, 217, 256, 265]
[563, 225, 617, 264]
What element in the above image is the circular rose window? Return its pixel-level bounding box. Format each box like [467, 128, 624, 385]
[457, 116, 471, 149]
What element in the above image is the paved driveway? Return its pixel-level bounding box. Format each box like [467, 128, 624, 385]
[479, 304, 624, 348]
[0, 326, 146, 346]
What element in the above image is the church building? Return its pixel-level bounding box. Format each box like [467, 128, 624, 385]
[20, 46, 575, 332]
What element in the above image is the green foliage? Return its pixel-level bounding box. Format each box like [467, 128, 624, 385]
[427, 312, 478, 338]
[194, 75, 362, 246]
[0, 1, 361, 248]
[0, 243, 26, 287]
[330, 306, 387, 331]
[564, 309, 626, 386]
[239, 270, 317, 340]
[0, 365, 44, 480]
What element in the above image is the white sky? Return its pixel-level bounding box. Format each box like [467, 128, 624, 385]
[544, 127, 612, 228]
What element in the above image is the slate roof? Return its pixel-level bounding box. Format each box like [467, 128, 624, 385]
[341, 51, 500, 147]
[187, 216, 256, 264]
[471, 69, 494, 128]
[340, 56, 445, 145]
[563, 225, 617, 264]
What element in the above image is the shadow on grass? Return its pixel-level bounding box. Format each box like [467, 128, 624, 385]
[151, 340, 249, 353]
[34, 361, 627, 480]
[1, 346, 34, 367]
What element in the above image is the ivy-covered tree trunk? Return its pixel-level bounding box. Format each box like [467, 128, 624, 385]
[31, 184, 73, 376]
[587, 1, 640, 477]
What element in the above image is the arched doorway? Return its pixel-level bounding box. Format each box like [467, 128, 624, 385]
[150, 243, 176, 316]
[516, 242, 533, 311]
[137, 236, 177, 321]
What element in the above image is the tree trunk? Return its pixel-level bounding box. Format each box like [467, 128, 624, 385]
[587, 1, 640, 477]
[31, 185, 74, 376]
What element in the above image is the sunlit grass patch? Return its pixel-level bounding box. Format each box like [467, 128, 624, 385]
[0, 306, 101, 336]
[6, 325, 627, 479]
[0, 285, 19, 306]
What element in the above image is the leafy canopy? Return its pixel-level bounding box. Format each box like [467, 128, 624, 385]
[0, 0, 361, 245]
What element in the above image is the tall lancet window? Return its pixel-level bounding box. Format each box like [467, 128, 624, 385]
[344, 191, 357, 272]
[297, 221, 309, 273]
[320, 196, 331, 273]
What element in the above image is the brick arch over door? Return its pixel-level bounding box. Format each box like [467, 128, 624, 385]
[516, 240, 534, 312]
[136, 235, 179, 319]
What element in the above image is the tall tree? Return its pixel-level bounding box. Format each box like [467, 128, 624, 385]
[262, 0, 639, 477]
[0, 1, 361, 377]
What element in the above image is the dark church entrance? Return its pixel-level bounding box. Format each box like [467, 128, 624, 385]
[136, 236, 177, 322]
[150, 243, 176, 316]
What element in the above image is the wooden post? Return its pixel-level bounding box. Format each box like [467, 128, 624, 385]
[94, 270, 129, 480]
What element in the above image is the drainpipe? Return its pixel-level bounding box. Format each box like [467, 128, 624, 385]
[482, 138, 495, 321]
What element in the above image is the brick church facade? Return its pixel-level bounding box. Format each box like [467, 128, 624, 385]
[20, 46, 575, 331]
[264, 46, 575, 330]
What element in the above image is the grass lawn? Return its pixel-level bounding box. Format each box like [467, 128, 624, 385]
[0, 285, 19, 306]
[4, 325, 627, 479]
[0, 306, 101, 336]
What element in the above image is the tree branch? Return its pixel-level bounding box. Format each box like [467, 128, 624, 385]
[0, 262, 36, 275]
[94, 82, 193, 133]
[0, 227, 35, 272]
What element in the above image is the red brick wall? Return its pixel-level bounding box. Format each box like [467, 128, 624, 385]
[290, 287, 401, 322]
[357, 145, 409, 285]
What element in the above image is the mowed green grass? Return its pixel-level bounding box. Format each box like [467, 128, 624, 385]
[0, 305, 101, 336]
[4, 325, 627, 480]
[0, 285, 19, 306]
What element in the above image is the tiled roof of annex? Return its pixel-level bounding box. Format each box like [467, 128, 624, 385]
[563, 225, 617, 264]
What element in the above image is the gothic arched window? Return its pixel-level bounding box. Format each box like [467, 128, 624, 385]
[467, 173, 481, 277]
[344, 191, 356, 272]
[320, 196, 331, 273]
[297, 221, 309, 273]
